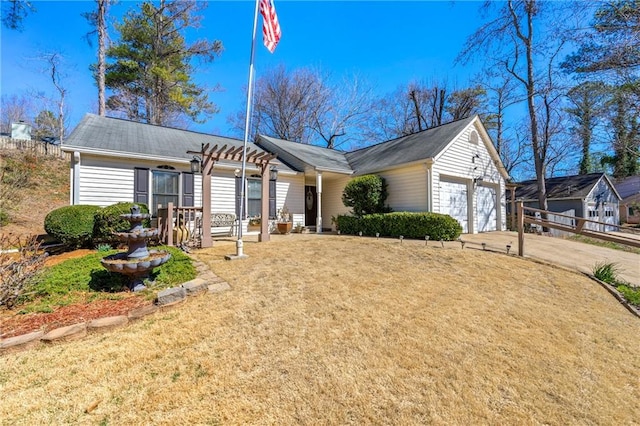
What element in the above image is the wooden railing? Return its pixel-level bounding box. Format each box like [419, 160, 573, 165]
[517, 202, 640, 256]
[0, 137, 70, 159]
[157, 203, 203, 248]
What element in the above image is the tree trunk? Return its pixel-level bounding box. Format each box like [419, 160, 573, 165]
[97, 0, 107, 116]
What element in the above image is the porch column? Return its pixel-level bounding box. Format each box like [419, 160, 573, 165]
[259, 164, 270, 242]
[316, 171, 323, 233]
[201, 159, 213, 248]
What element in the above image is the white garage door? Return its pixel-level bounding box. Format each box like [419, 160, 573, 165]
[440, 179, 468, 233]
[476, 185, 497, 232]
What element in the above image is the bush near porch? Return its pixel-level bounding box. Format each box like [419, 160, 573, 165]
[336, 211, 462, 240]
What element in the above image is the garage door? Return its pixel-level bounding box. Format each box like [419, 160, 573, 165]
[440, 179, 468, 233]
[476, 185, 497, 232]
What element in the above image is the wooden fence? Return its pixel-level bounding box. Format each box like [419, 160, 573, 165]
[516, 201, 640, 256]
[0, 137, 70, 159]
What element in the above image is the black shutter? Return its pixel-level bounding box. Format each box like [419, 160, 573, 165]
[182, 172, 194, 207]
[235, 175, 243, 219]
[269, 179, 276, 219]
[134, 168, 149, 205]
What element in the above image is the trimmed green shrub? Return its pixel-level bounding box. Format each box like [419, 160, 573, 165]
[93, 202, 151, 245]
[336, 212, 463, 241]
[342, 174, 390, 216]
[44, 205, 102, 248]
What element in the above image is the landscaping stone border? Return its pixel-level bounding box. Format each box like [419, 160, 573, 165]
[0, 257, 230, 355]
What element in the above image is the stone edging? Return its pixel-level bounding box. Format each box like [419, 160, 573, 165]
[0, 259, 230, 355]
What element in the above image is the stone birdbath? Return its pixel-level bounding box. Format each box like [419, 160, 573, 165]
[100, 205, 171, 292]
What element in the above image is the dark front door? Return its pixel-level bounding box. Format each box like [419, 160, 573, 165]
[305, 186, 317, 227]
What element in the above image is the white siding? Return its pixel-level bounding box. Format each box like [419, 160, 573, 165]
[278, 174, 305, 225]
[322, 174, 351, 230]
[210, 170, 236, 214]
[380, 164, 428, 212]
[432, 123, 506, 233]
[78, 165, 134, 207]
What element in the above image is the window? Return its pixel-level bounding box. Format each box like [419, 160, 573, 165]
[469, 129, 479, 144]
[247, 177, 262, 218]
[236, 174, 276, 219]
[152, 170, 179, 214]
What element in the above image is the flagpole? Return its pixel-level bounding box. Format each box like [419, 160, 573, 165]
[232, 0, 260, 259]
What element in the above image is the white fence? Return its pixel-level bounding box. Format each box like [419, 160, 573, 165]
[0, 137, 70, 159]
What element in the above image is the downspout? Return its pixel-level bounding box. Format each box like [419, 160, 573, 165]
[72, 151, 81, 205]
[424, 160, 433, 212]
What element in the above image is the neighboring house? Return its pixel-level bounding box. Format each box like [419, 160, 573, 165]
[615, 176, 640, 224]
[509, 173, 621, 232]
[62, 113, 508, 235]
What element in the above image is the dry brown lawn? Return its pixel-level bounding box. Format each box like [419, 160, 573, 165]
[1, 235, 639, 424]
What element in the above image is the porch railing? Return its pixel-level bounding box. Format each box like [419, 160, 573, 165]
[157, 203, 203, 248]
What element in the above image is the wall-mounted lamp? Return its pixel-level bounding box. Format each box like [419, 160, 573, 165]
[234, 168, 241, 178]
[472, 153, 480, 163]
[190, 156, 202, 173]
[269, 166, 278, 181]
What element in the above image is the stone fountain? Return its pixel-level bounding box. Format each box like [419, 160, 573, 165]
[101, 204, 171, 292]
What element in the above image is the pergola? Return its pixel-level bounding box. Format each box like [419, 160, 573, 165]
[188, 143, 277, 248]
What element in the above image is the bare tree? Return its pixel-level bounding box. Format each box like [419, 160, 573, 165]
[459, 0, 584, 210]
[310, 74, 374, 149]
[0, 94, 35, 135]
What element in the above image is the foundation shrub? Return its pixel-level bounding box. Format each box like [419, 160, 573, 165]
[44, 205, 102, 248]
[93, 202, 151, 245]
[336, 212, 462, 240]
[342, 174, 391, 216]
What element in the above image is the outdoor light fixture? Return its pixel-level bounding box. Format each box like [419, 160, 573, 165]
[190, 156, 202, 173]
[269, 166, 278, 181]
[234, 168, 241, 177]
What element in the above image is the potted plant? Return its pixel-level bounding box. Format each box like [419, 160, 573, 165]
[276, 206, 292, 234]
[248, 216, 261, 231]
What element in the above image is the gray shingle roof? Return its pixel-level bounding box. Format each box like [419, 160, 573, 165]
[257, 135, 353, 174]
[346, 116, 476, 174]
[514, 173, 609, 200]
[63, 113, 268, 162]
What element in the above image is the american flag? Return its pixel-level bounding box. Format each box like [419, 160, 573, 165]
[260, 0, 281, 53]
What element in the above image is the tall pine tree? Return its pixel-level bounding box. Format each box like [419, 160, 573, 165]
[105, 0, 222, 126]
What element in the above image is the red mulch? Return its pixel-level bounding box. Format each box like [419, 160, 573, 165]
[1, 250, 154, 340]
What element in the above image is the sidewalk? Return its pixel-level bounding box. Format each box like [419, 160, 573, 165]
[462, 231, 640, 287]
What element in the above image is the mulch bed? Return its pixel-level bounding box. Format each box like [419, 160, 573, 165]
[1, 249, 154, 339]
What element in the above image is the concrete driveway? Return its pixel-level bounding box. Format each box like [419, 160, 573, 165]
[462, 231, 640, 287]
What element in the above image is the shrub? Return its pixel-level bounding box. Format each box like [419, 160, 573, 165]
[336, 212, 463, 241]
[93, 202, 150, 245]
[342, 174, 390, 216]
[44, 205, 102, 248]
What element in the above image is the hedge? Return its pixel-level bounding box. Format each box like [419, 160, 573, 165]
[93, 202, 151, 245]
[336, 212, 463, 241]
[44, 205, 102, 249]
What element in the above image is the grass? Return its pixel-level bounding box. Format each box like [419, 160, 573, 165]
[16, 246, 196, 313]
[569, 234, 640, 254]
[593, 261, 640, 308]
[1, 235, 639, 424]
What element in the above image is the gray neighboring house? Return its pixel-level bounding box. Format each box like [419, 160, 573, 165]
[63, 113, 509, 235]
[510, 173, 621, 232]
[615, 175, 640, 224]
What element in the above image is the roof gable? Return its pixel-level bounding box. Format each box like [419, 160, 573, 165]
[514, 173, 620, 201]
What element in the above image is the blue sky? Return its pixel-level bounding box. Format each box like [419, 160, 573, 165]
[1, 1, 485, 137]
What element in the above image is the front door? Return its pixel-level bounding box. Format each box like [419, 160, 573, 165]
[305, 186, 317, 227]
